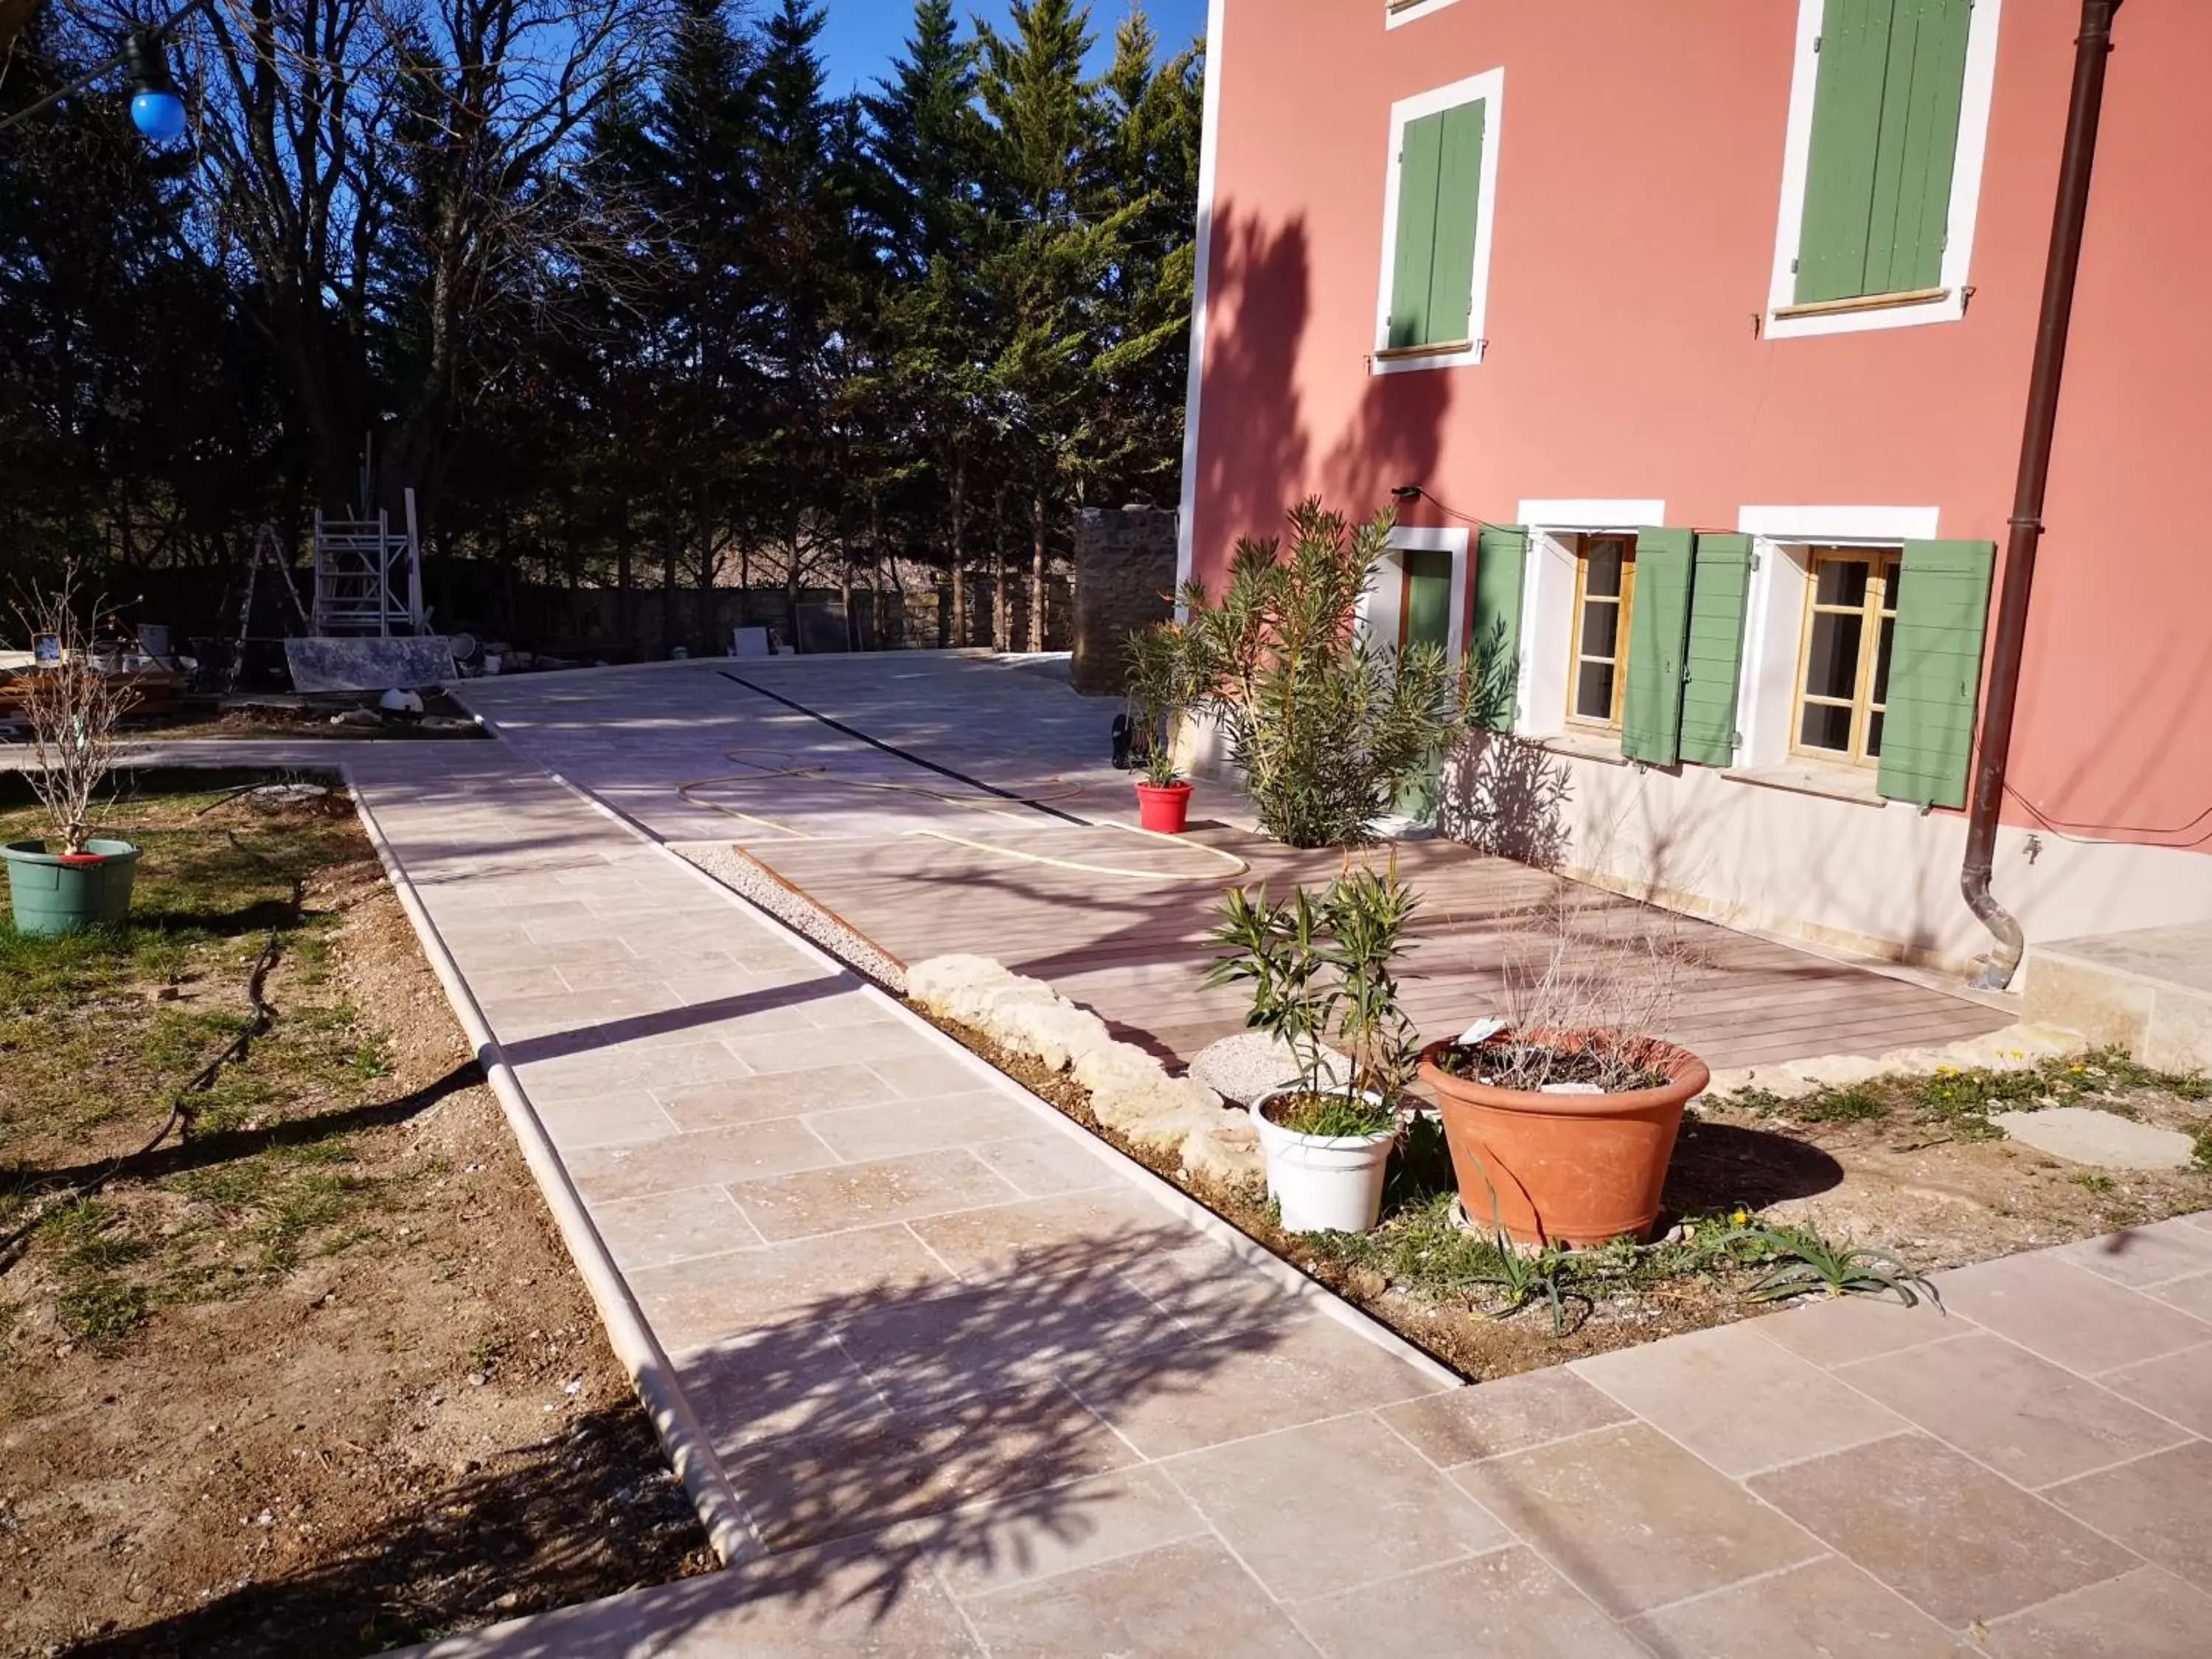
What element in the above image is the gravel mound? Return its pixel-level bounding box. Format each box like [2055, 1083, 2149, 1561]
[1189, 1030, 1348, 1106]
[671, 841, 905, 992]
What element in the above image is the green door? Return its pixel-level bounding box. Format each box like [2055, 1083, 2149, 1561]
[1401, 548, 1454, 653]
[1397, 549, 1455, 820]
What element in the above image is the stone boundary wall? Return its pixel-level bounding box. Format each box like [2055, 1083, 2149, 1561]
[1070, 506, 1179, 697]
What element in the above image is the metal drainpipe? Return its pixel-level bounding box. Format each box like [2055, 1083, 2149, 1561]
[1962, 0, 2123, 991]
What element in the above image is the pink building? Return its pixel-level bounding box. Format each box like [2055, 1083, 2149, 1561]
[1176, 0, 2212, 979]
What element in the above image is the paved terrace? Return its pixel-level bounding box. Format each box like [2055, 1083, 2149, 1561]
[456, 655, 2011, 1072]
[38, 661, 2199, 1654]
[325, 725, 2212, 1658]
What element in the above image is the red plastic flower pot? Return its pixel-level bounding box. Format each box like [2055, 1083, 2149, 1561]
[1134, 781, 1193, 835]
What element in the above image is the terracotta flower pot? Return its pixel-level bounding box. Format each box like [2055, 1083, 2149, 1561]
[1419, 1034, 1710, 1248]
[1134, 780, 1192, 834]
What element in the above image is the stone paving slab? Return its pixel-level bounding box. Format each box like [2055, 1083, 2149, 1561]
[297, 703, 2208, 1659]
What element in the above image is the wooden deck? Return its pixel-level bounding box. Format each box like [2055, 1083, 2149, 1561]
[732, 821, 2011, 1074]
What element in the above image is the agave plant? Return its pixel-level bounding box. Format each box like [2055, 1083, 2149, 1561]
[1722, 1223, 1941, 1309]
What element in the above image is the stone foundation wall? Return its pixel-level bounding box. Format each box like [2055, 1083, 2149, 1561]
[1070, 506, 1179, 697]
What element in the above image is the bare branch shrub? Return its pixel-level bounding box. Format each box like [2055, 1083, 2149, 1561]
[12, 572, 138, 855]
[1475, 887, 1687, 1092]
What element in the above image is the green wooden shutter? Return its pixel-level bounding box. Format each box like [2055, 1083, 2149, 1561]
[1426, 102, 1485, 347]
[1797, 0, 1893, 303]
[1470, 524, 1526, 731]
[1388, 112, 1446, 348]
[1795, 0, 1972, 304]
[1679, 533, 1754, 768]
[1877, 538, 1993, 810]
[1867, 0, 1971, 293]
[1621, 528, 1695, 765]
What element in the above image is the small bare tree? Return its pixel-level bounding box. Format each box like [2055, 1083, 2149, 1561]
[1477, 888, 1688, 1093]
[13, 573, 138, 855]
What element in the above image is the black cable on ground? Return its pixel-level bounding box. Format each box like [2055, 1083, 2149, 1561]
[716, 669, 1090, 827]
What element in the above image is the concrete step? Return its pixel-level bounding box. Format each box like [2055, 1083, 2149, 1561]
[2024, 921, 2212, 1073]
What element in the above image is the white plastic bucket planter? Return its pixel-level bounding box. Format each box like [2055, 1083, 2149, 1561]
[1250, 1089, 1397, 1234]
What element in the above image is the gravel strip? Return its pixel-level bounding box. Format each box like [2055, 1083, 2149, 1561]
[670, 840, 906, 992]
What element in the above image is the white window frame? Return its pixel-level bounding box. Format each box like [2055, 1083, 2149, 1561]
[1357, 525, 1471, 662]
[1371, 67, 1505, 375]
[1512, 499, 1665, 740]
[1386, 0, 1462, 28]
[1763, 0, 2003, 341]
[1734, 504, 1939, 770]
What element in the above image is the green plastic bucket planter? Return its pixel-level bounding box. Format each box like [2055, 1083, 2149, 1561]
[3, 839, 142, 937]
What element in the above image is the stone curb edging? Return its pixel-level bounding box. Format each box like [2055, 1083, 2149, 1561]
[344, 765, 761, 1571]
[530, 767, 1466, 1394]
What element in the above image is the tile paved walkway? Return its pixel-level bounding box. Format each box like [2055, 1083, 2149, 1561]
[322, 716, 2212, 1658]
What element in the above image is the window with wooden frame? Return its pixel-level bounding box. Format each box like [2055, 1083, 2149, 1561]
[1794, 548, 1900, 765]
[1567, 535, 1636, 730]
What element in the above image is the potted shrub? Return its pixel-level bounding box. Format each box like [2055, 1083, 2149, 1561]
[1419, 906, 1708, 1247]
[1122, 616, 1197, 835]
[1206, 864, 1422, 1233]
[1134, 746, 1192, 835]
[4, 576, 142, 937]
[1133, 498, 1483, 849]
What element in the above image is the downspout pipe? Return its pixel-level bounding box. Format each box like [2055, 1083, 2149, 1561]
[1963, 0, 2122, 991]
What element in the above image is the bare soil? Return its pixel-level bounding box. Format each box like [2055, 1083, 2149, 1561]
[909, 1006, 2212, 1385]
[0, 787, 706, 1658]
[127, 689, 486, 742]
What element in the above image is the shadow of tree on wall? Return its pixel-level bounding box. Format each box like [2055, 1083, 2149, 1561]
[1437, 731, 1574, 869]
[1191, 207, 1315, 566]
[78, 1226, 1297, 1657]
[1193, 203, 1458, 558]
[1321, 363, 1453, 521]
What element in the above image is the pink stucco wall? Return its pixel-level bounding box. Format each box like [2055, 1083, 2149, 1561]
[1189, 0, 2212, 853]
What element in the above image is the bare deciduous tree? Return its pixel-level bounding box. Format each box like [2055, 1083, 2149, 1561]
[13, 570, 138, 855]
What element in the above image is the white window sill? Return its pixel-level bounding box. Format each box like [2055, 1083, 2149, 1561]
[1387, 0, 1461, 25]
[1369, 341, 1484, 375]
[1762, 288, 1966, 341]
[1534, 731, 1630, 767]
[1722, 762, 1890, 808]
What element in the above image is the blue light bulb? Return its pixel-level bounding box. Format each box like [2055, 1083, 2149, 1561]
[131, 90, 187, 142]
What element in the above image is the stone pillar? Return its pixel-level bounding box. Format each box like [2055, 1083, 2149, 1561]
[1070, 505, 1178, 697]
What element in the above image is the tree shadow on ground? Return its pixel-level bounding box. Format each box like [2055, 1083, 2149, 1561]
[78, 1224, 1298, 1656]
[9, 1061, 484, 1193]
[58, 1399, 702, 1659]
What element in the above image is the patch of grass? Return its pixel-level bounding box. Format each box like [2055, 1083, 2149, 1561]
[1306, 1193, 1788, 1337]
[2073, 1171, 2117, 1195]
[57, 1279, 149, 1344]
[1794, 1086, 1891, 1124]
[2194, 1124, 2212, 1176]
[1723, 1049, 2212, 1147]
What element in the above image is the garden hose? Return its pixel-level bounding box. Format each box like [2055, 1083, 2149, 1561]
[676, 748, 1250, 883]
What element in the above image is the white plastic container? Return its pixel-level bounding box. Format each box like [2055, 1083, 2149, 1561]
[1250, 1089, 1397, 1234]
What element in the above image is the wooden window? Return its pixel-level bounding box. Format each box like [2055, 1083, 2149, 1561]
[1385, 100, 1485, 352]
[1794, 548, 1900, 766]
[1791, 0, 1973, 307]
[1568, 535, 1635, 731]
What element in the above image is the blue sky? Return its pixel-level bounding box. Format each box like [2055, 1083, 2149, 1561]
[814, 0, 1208, 96]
